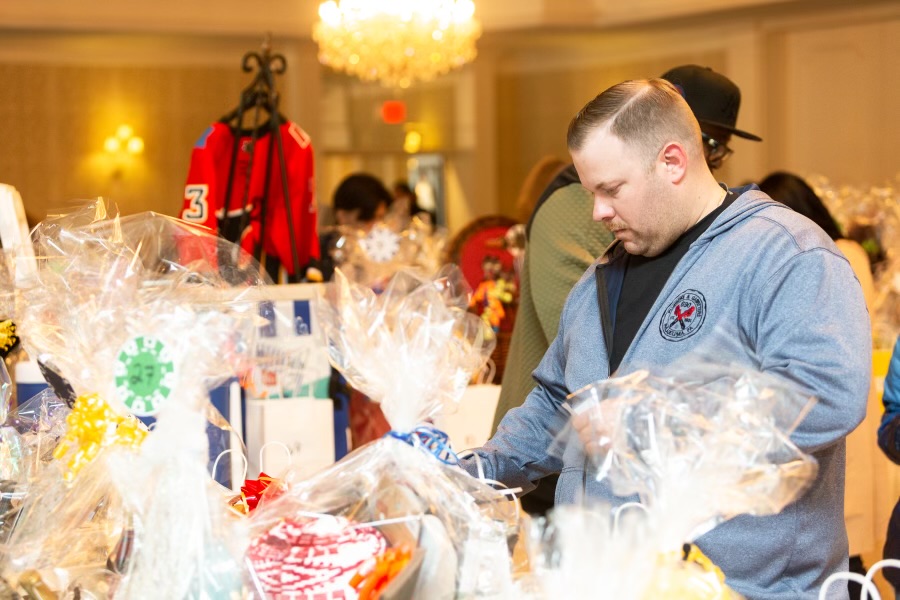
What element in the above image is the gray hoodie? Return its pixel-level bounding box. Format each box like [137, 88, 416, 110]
[464, 188, 871, 599]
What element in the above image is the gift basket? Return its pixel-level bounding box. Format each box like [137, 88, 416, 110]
[0, 248, 24, 414]
[517, 363, 820, 599]
[246, 267, 520, 600]
[320, 216, 448, 291]
[0, 387, 71, 547]
[0, 201, 265, 598]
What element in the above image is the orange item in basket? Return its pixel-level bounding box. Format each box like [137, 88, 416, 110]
[350, 545, 413, 600]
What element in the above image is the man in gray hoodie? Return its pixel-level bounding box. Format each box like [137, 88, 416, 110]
[462, 78, 871, 599]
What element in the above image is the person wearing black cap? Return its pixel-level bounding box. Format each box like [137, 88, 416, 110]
[660, 64, 763, 170]
[495, 64, 762, 516]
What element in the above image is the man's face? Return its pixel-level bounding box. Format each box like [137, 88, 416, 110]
[700, 124, 733, 171]
[572, 127, 681, 257]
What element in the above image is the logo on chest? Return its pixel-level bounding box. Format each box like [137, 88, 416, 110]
[659, 289, 707, 341]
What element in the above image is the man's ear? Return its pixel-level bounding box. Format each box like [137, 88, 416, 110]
[658, 142, 688, 184]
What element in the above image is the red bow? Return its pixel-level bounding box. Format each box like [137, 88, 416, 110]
[230, 472, 284, 514]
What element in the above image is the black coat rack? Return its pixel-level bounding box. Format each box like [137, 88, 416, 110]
[219, 36, 302, 282]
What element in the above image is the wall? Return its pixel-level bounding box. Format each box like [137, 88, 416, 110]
[0, 33, 320, 222]
[495, 51, 729, 216]
[768, 15, 900, 186]
[490, 0, 899, 218]
[317, 71, 460, 228]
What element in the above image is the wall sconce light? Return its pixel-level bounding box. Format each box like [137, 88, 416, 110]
[104, 124, 144, 155]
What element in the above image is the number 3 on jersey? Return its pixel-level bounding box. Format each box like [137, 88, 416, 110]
[183, 184, 209, 222]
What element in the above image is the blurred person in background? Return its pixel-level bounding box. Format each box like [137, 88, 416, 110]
[333, 174, 391, 231]
[390, 180, 435, 230]
[513, 156, 568, 224]
[313, 173, 392, 283]
[877, 336, 900, 594]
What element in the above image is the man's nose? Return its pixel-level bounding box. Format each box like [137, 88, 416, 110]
[593, 197, 615, 222]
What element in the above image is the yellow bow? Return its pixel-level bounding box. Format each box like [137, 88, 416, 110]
[52, 393, 149, 482]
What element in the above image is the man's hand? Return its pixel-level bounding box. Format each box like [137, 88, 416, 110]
[570, 400, 623, 457]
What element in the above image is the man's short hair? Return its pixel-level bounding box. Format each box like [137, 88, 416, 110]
[566, 78, 703, 166]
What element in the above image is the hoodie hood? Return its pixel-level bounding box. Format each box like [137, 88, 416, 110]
[699, 183, 774, 240]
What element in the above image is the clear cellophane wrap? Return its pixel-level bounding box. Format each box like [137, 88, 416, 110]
[321, 215, 448, 291]
[1, 248, 21, 421]
[1, 201, 263, 598]
[246, 267, 519, 600]
[525, 363, 819, 599]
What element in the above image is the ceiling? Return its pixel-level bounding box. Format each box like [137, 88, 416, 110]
[0, 0, 810, 38]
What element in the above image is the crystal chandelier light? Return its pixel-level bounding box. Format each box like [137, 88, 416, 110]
[313, 0, 481, 89]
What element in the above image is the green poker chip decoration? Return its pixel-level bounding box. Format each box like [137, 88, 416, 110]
[115, 336, 175, 416]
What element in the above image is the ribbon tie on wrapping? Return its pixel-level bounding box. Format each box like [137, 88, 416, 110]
[230, 472, 284, 515]
[52, 393, 149, 481]
[386, 426, 459, 465]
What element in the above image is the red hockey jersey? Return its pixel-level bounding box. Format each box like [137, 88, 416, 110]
[180, 121, 319, 276]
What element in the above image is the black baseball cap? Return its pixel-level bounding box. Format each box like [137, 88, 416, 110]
[661, 64, 762, 142]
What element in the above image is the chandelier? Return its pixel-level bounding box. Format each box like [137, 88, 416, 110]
[313, 0, 481, 89]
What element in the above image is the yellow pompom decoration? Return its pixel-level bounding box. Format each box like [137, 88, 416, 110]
[682, 543, 728, 584]
[0, 319, 18, 354]
[644, 544, 740, 599]
[52, 393, 149, 482]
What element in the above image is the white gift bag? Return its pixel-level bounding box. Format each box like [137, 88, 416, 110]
[438, 383, 501, 450]
[244, 283, 337, 478]
[0, 184, 38, 284]
[244, 394, 336, 478]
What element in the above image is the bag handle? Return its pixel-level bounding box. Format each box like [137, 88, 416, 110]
[211, 448, 248, 487]
[259, 440, 293, 474]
